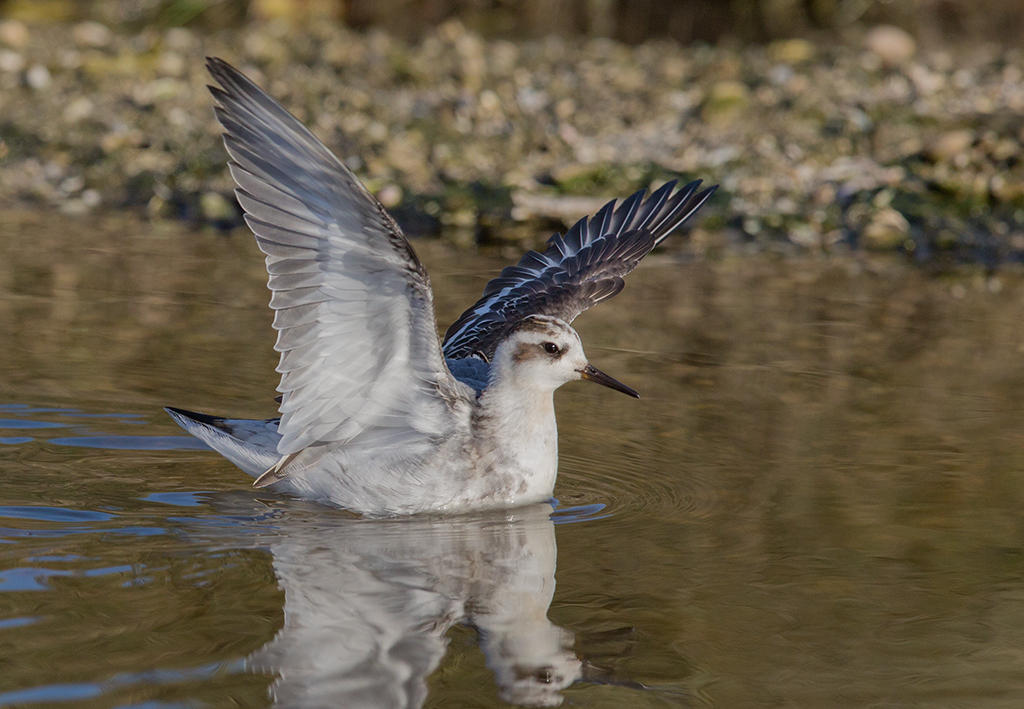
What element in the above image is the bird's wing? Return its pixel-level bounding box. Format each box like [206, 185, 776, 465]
[442, 180, 716, 360]
[206, 58, 465, 483]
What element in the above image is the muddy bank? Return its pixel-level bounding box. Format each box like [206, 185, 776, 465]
[1, 19, 1021, 263]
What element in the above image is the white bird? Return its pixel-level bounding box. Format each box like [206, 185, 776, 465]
[166, 58, 715, 516]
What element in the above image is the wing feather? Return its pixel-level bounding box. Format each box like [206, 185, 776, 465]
[206, 57, 465, 473]
[442, 179, 716, 360]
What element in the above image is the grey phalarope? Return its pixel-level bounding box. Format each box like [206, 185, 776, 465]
[166, 58, 716, 516]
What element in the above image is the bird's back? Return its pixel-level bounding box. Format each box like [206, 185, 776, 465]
[446, 357, 491, 395]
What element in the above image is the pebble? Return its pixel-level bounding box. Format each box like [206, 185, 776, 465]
[862, 207, 911, 250]
[71, 21, 112, 49]
[81, 189, 101, 208]
[156, 51, 186, 77]
[59, 175, 84, 194]
[702, 80, 750, 122]
[163, 27, 196, 52]
[927, 129, 974, 161]
[768, 38, 815, 64]
[864, 25, 916, 67]
[377, 184, 403, 208]
[0, 20, 28, 48]
[0, 49, 24, 73]
[25, 63, 51, 90]
[199, 192, 237, 222]
[63, 96, 94, 122]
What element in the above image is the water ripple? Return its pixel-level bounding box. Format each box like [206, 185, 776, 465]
[0, 661, 241, 706]
[142, 491, 211, 507]
[558, 450, 719, 522]
[49, 435, 208, 450]
[0, 405, 208, 451]
[0, 506, 115, 523]
[0, 419, 67, 429]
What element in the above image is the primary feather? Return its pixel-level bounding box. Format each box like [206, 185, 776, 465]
[441, 179, 716, 360]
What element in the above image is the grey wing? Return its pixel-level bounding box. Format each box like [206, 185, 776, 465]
[206, 57, 466, 476]
[442, 179, 716, 360]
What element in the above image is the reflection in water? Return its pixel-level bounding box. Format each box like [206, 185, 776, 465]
[246, 503, 579, 708]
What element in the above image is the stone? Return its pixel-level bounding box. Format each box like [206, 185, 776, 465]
[927, 129, 974, 162]
[81, 189, 101, 208]
[156, 51, 186, 78]
[0, 19, 29, 48]
[200, 191, 237, 222]
[701, 80, 750, 123]
[0, 49, 24, 73]
[72, 21, 112, 49]
[864, 25, 916, 67]
[768, 38, 815, 64]
[377, 183, 402, 208]
[25, 63, 51, 90]
[862, 207, 911, 249]
[63, 96, 94, 122]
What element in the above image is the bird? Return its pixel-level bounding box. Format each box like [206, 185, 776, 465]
[166, 57, 716, 516]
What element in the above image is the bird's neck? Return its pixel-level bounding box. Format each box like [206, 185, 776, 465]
[471, 368, 560, 504]
[477, 377, 556, 437]
[475, 374, 558, 472]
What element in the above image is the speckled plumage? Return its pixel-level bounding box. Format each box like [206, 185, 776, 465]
[166, 58, 715, 516]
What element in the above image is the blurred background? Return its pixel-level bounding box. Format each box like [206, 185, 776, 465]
[0, 0, 1022, 263]
[3, 0, 1023, 44]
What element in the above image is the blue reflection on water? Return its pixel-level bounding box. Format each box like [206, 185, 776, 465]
[49, 435, 208, 450]
[0, 660, 245, 706]
[142, 491, 211, 507]
[0, 419, 67, 429]
[0, 683, 103, 705]
[0, 406, 207, 451]
[0, 506, 115, 522]
[0, 616, 38, 629]
[550, 501, 612, 524]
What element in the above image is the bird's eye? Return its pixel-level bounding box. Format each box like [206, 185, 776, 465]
[542, 342, 560, 355]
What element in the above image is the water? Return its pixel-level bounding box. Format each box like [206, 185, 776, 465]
[3, 212, 1024, 707]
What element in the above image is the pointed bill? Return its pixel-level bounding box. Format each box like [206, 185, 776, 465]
[579, 364, 639, 398]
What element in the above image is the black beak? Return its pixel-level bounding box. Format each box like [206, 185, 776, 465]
[578, 364, 640, 398]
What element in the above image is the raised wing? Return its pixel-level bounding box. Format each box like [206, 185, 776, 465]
[206, 57, 465, 481]
[442, 180, 716, 360]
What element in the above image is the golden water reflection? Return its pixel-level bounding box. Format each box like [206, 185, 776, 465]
[3, 212, 1024, 706]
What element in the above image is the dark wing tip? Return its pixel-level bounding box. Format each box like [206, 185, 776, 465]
[205, 56, 235, 78]
[205, 57, 267, 106]
[164, 406, 230, 431]
[205, 58, 246, 105]
[165, 405, 215, 422]
[684, 182, 718, 219]
[205, 56, 233, 87]
[647, 179, 718, 245]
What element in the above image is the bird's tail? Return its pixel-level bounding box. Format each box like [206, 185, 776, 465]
[164, 406, 281, 477]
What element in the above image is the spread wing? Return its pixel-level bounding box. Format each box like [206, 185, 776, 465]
[206, 58, 465, 482]
[442, 180, 716, 360]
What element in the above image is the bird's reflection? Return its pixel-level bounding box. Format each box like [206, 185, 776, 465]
[243, 502, 580, 708]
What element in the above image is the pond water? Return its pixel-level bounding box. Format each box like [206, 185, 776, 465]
[3, 212, 1024, 707]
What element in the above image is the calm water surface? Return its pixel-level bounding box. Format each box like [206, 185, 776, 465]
[3, 213, 1024, 707]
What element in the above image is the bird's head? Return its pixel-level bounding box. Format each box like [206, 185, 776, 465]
[491, 315, 638, 398]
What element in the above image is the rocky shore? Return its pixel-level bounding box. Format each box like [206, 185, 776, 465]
[1, 19, 1021, 263]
